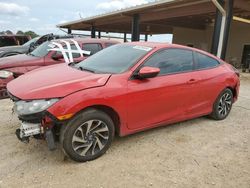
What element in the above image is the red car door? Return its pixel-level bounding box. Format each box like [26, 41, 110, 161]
[127, 48, 199, 130]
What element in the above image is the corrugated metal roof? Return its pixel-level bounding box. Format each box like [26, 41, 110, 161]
[56, 0, 250, 34]
[57, 0, 190, 27]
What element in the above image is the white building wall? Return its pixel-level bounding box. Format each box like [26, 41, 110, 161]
[172, 27, 210, 51]
[226, 21, 250, 66]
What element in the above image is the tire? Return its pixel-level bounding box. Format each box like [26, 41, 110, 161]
[210, 88, 233, 120]
[60, 108, 115, 162]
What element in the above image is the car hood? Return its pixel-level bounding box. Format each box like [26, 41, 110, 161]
[0, 54, 43, 69]
[0, 45, 22, 51]
[7, 64, 111, 100]
[0, 45, 28, 54]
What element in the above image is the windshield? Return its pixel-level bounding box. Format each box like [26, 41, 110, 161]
[22, 37, 39, 47]
[75, 44, 152, 74]
[30, 41, 51, 57]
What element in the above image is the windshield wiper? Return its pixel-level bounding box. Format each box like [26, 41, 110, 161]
[78, 66, 96, 73]
[68, 62, 76, 67]
[28, 53, 35, 57]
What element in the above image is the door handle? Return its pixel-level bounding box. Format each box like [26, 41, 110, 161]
[187, 79, 197, 84]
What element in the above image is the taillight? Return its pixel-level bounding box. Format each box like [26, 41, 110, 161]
[229, 65, 240, 77]
[235, 70, 240, 77]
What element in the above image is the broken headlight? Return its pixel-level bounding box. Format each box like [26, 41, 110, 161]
[14, 99, 59, 115]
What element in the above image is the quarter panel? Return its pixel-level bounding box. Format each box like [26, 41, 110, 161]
[190, 64, 236, 115]
[47, 74, 129, 134]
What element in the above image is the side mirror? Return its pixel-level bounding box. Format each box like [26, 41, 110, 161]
[28, 42, 35, 52]
[52, 53, 64, 61]
[138, 66, 160, 79]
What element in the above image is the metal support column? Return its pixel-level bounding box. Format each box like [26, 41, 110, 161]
[124, 33, 127, 42]
[221, 0, 234, 60]
[131, 14, 140, 41]
[211, 0, 234, 60]
[211, 0, 224, 55]
[145, 34, 148, 41]
[91, 26, 96, 38]
[98, 31, 101, 39]
[67, 28, 72, 34]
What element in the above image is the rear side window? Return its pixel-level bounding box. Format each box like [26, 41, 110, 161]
[82, 43, 102, 55]
[143, 48, 194, 75]
[195, 52, 220, 70]
[36, 36, 48, 45]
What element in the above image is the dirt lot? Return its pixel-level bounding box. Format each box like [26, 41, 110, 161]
[0, 74, 249, 188]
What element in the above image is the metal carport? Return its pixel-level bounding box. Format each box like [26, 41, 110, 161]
[57, 0, 250, 60]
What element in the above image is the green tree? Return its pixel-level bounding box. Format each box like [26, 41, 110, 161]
[16, 30, 24, 35]
[24, 31, 39, 38]
[5, 30, 13, 34]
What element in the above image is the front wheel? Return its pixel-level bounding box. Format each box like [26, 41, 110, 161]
[60, 109, 115, 162]
[210, 88, 233, 120]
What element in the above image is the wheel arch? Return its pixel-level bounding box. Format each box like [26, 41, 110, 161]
[212, 85, 236, 109]
[226, 86, 237, 99]
[80, 105, 121, 136]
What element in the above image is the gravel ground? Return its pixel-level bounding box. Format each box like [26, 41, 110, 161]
[0, 74, 249, 188]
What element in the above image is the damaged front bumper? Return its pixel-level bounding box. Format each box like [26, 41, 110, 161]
[19, 121, 41, 138]
[8, 92, 65, 150]
[15, 111, 61, 150]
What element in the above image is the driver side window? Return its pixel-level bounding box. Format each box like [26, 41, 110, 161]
[143, 48, 194, 76]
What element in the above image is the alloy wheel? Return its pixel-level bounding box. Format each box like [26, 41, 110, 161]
[218, 92, 232, 117]
[71, 120, 109, 157]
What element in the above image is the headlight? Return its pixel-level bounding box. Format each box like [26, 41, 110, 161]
[0, 70, 13, 79]
[14, 99, 59, 115]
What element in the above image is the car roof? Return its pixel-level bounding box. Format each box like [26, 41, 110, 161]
[51, 37, 120, 44]
[126, 42, 221, 61]
[127, 41, 194, 49]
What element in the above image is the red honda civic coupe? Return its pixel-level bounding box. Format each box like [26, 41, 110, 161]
[7, 42, 240, 162]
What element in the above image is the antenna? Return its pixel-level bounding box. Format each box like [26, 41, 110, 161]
[79, 12, 82, 19]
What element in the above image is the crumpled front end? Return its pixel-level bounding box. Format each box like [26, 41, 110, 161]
[8, 92, 64, 150]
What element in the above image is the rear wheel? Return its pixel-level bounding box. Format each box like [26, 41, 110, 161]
[60, 109, 115, 162]
[210, 88, 233, 120]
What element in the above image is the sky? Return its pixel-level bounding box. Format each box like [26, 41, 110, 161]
[0, 0, 173, 42]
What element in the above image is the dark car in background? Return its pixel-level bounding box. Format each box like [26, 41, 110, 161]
[0, 34, 74, 58]
[0, 38, 119, 99]
[0, 35, 31, 47]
